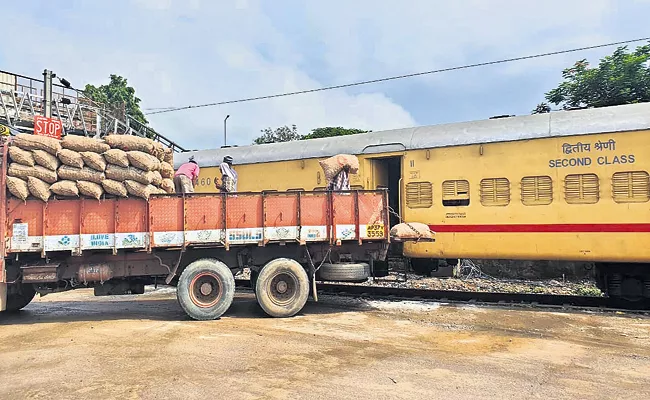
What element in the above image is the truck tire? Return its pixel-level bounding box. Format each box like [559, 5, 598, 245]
[5, 283, 36, 312]
[177, 258, 235, 321]
[318, 262, 370, 282]
[255, 258, 309, 318]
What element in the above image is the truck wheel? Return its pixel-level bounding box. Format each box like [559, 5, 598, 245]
[5, 283, 36, 312]
[255, 258, 309, 318]
[177, 258, 235, 321]
[318, 262, 370, 282]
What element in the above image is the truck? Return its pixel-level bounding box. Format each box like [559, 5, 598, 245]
[0, 144, 393, 320]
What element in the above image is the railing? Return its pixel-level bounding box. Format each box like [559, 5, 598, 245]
[0, 70, 186, 152]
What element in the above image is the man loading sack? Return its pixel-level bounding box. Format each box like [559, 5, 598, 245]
[174, 156, 199, 193]
[319, 154, 359, 191]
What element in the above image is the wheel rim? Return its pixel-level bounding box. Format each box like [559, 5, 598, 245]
[189, 272, 223, 308]
[266, 272, 298, 307]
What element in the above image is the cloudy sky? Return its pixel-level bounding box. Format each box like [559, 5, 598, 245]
[2, 0, 649, 150]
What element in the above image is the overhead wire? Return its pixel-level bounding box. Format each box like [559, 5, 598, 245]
[144, 37, 650, 115]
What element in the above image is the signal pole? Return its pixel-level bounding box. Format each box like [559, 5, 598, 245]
[43, 69, 53, 118]
[223, 114, 230, 146]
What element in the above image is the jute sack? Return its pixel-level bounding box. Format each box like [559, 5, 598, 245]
[104, 135, 156, 155]
[58, 165, 105, 184]
[27, 176, 51, 202]
[61, 135, 110, 153]
[163, 147, 174, 164]
[124, 180, 156, 200]
[151, 170, 163, 186]
[102, 179, 128, 197]
[50, 180, 79, 197]
[161, 178, 174, 194]
[32, 150, 60, 170]
[6, 176, 29, 201]
[13, 133, 62, 155]
[152, 141, 165, 161]
[159, 162, 174, 179]
[389, 222, 435, 241]
[127, 151, 160, 172]
[77, 181, 103, 200]
[105, 165, 154, 185]
[80, 152, 107, 171]
[58, 149, 84, 168]
[318, 154, 359, 182]
[8, 163, 58, 184]
[103, 149, 129, 167]
[8, 146, 35, 166]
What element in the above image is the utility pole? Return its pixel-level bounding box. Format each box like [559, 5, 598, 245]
[223, 114, 230, 146]
[43, 69, 53, 118]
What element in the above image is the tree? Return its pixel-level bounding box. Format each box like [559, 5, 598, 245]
[84, 75, 148, 126]
[301, 126, 370, 140]
[541, 44, 650, 110]
[531, 102, 551, 114]
[253, 124, 300, 144]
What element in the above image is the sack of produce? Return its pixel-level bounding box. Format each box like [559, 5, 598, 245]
[27, 176, 51, 202]
[152, 141, 165, 161]
[61, 135, 110, 153]
[103, 148, 130, 167]
[151, 170, 163, 186]
[77, 181, 103, 200]
[318, 154, 359, 182]
[161, 178, 174, 194]
[163, 147, 174, 164]
[6, 176, 29, 201]
[8, 146, 35, 166]
[58, 165, 105, 184]
[13, 133, 62, 155]
[105, 165, 154, 185]
[102, 179, 128, 197]
[8, 163, 58, 184]
[389, 222, 435, 242]
[127, 150, 160, 172]
[50, 180, 79, 197]
[124, 180, 157, 200]
[80, 152, 107, 171]
[159, 161, 174, 179]
[32, 150, 60, 170]
[104, 135, 155, 155]
[58, 149, 84, 168]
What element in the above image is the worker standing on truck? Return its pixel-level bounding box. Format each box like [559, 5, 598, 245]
[218, 155, 238, 193]
[327, 165, 351, 191]
[174, 156, 199, 193]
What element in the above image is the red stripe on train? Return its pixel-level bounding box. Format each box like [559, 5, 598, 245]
[427, 223, 650, 233]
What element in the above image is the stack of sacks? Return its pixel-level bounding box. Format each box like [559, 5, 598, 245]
[5, 133, 176, 202]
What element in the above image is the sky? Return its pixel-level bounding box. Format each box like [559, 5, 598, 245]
[2, 0, 650, 150]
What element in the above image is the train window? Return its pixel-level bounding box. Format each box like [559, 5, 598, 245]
[612, 171, 650, 203]
[442, 180, 470, 207]
[564, 173, 599, 204]
[406, 182, 433, 209]
[480, 178, 510, 206]
[521, 176, 553, 206]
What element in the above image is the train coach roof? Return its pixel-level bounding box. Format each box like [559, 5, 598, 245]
[175, 102, 650, 168]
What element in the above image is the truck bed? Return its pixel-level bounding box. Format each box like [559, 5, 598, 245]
[3, 191, 389, 255]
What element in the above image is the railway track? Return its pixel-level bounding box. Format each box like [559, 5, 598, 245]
[234, 279, 650, 313]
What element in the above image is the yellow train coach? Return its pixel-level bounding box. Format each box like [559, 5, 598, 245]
[177, 102, 650, 300]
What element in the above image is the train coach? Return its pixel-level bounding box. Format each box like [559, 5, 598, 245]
[177, 102, 650, 301]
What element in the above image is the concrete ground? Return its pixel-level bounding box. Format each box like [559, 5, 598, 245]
[0, 288, 649, 400]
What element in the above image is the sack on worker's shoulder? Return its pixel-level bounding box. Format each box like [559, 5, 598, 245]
[389, 222, 435, 241]
[318, 154, 359, 182]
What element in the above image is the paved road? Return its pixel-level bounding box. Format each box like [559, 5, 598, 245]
[1, 288, 649, 400]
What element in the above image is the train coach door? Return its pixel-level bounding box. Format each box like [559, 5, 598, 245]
[368, 156, 402, 227]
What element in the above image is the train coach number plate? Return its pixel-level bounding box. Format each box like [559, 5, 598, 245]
[366, 223, 385, 238]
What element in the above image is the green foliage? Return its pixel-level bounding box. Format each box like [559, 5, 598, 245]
[301, 126, 370, 140]
[253, 124, 300, 144]
[531, 102, 551, 114]
[253, 125, 370, 144]
[543, 44, 650, 110]
[84, 75, 148, 126]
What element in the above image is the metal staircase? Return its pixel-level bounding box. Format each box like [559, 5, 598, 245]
[0, 70, 186, 152]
